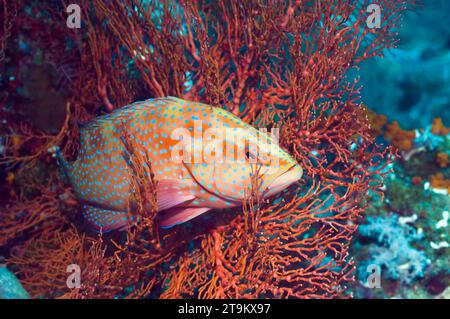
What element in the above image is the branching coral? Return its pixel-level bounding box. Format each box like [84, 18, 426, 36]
[0, 0, 406, 298]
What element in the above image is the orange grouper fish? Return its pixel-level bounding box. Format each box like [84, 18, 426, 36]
[54, 97, 302, 232]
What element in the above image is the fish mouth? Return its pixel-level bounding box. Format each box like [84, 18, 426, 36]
[264, 163, 302, 197]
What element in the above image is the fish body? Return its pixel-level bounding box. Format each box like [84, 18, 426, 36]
[59, 97, 302, 231]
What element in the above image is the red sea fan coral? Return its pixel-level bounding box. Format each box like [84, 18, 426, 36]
[0, 0, 405, 298]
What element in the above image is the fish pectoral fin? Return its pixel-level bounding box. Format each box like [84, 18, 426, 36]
[156, 179, 196, 211]
[159, 207, 211, 229]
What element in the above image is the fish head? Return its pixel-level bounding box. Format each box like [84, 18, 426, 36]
[178, 117, 302, 204]
[243, 127, 303, 199]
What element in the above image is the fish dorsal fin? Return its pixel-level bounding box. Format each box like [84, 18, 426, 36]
[165, 96, 214, 110]
[79, 97, 187, 134]
[164, 96, 185, 104]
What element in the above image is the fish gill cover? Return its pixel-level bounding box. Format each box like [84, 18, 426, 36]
[0, 0, 409, 298]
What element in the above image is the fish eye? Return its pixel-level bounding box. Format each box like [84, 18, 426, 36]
[244, 145, 271, 165]
[245, 151, 252, 162]
[244, 145, 255, 163]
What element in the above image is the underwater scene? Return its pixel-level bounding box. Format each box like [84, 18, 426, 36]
[0, 0, 448, 300]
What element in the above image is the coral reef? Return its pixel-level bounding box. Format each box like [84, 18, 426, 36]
[352, 119, 449, 298]
[357, 215, 430, 285]
[0, 0, 406, 299]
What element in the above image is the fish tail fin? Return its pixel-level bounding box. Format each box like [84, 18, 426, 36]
[48, 146, 71, 181]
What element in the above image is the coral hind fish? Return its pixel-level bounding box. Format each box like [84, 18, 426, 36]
[54, 97, 302, 232]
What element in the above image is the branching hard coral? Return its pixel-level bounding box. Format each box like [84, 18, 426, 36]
[0, 0, 407, 298]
